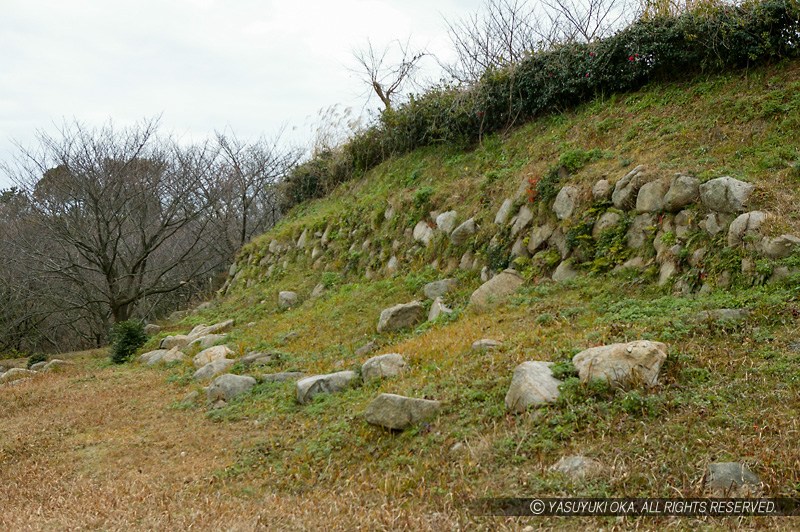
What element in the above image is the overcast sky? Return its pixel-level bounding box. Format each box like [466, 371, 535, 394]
[0, 0, 483, 188]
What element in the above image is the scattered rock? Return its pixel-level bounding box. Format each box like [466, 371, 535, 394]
[528, 224, 555, 253]
[572, 340, 668, 387]
[612, 165, 650, 209]
[296, 371, 358, 404]
[160, 348, 185, 365]
[548, 227, 570, 258]
[29, 361, 48, 371]
[700, 212, 734, 236]
[553, 185, 580, 220]
[727, 211, 767, 247]
[139, 349, 170, 365]
[206, 374, 257, 403]
[413, 221, 434, 246]
[472, 339, 503, 351]
[423, 279, 458, 300]
[310, 283, 326, 299]
[428, 297, 453, 322]
[511, 237, 529, 259]
[144, 323, 161, 336]
[386, 255, 399, 275]
[261, 372, 305, 383]
[160, 335, 190, 350]
[592, 179, 612, 201]
[355, 340, 379, 357]
[658, 261, 678, 286]
[193, 345, 234, 368]
[459, 251, 475, 270]
[362, 353, 406, 382]
[704, 462, 762, 497]
[193, 359, 236, 381]
[511, 206, 534, 236]
[495, 198, 514, 225]
[674, 210, 696, 239]
[626, 213, 656, 249]
[240, 351, 274, 368]
[550, 455, 605, 480]
[699, 176, 754, 213]
[296, 229, 308, 249]
[188, 320, 235, 339]
[377, 301, 426, 333]
[278, 291, 298, 310]
[592, 211, 622, 238]
[505, 361, 562, 413]
[760, 234, 800, 259]
[180, 390, 200, 405]
[451, 218, 477, 246]
[469, 269, 524, 311]
[552, 260, 578, 282]
[311, 246, 323, 261]
[436, 211, 458, 233]
[188, 334, 228, 350]
[636, 178, 670, 212]
[663, 174, 700, 212]
[0, 368, 36, 384]
[364, 393, 441, 430]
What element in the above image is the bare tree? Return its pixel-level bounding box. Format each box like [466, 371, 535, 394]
[542, 0, 633, 44]
[351, 38, 427, 111]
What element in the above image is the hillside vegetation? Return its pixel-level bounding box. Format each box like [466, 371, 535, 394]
[2, 60, 800, 530]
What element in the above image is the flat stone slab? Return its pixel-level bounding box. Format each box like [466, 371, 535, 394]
[572, 340, 667, 387]
[296, 371, 358, 404]
[364, 393, 441, 430]
[704, 462, 761, 496]
[505, 361, 562, 412]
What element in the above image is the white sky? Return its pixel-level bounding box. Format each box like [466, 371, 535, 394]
[0, 0, 483, 188]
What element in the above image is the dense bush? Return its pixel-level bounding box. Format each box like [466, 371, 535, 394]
[109, 320, 148, 365]
[281, 0, 800, 210]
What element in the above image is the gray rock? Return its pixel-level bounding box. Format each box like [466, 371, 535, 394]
[310, 283, 325, 299]
[704, 462, 761, 497]
[547, 227, 570, 258]
[553, 185, 579, 220]
[188, 320, 235, 340]
[262, 372, 305, 383]
[240, 351, 274, 368]
[505, 361, 562, 413]
[160, 335, 191, 350]
[311, 246, 323, 261]
[206, 374, 257, 403]
[612, 165, 650, 209]
[760, 234, 800, 259]
[495, 198, 514, 225]
[385, 255, 399, 275]
[193, 345, 234, 368]
[552, 261, 578, 282]
[428, 297, 453, 322]
[511, 206, 534, 236]
[511, 237, 529, 259]
[29, 361, 48, 371]
[663, 174, 700, 212]
[268, 239, 280, 253]
[636, 178, 670, 212]
[472, 339, 503, 351]
[469, 269, 524, 311]
[592, 179, 612, 201]
[0, 368, 36, 384]
[436, 210, 458, 233]
[139, 349, 170, 365]
[450, 218, 477, 246]
[296, 371, 358, 404]
[699, 176, 754, 213]
[278, 291, 298, 310]
[700, 212, 734, 236]
[377, 301, 425, 333]
[619, 256, 648, 270]
[674, 210, 696, 239]
[592, 211, 622, 238]
[188, 334, 228, 350]
[321, 225, 332, 246]
[626, 214, 657, 249]
[362, 353, 406, 382]
[364, 393, 441, 430]
[423, 279, 457, 300]
[144, 323, 162, 336]
[727, 211, 767, 247]
[354, 341, 379, 357]
[193, 359, 236, 381]
[658, 261, 678, 286]
[296, 229, 308, 249]
[572, 340, 668, 387]
[528, 224, 555, 253]
[160, 348, 185, 365]
[459, 251, 475, 271]
[413, 221, 434, 246]
[550, 455, 605, 480]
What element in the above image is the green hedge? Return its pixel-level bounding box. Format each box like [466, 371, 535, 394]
[282, 0, 800, 209]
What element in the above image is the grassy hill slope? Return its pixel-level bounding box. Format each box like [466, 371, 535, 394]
[2, 61, 800, 530]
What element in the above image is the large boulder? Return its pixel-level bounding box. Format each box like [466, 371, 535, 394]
[469, 269, 524, 311]
[635, 178, 670, 212]
[193, 359, 236, 381]
[727, 211, 766, 247]
[193, 345, 234, 368]
[364, 393, 441, 430]
[278, 291, 298, 310]
[699, 176, 754, 213]
[450, 218, 477, 246]
[160, 335, 190, 350]
[760, 234, 800, 259]
[626, 214, 656, 249]
[206, 374, 257, 403]
[703, 462, 762, 497]
[572, 340, 668, 387]
[663, 174, 700, 212]
[377, 301, 425, 333]
[592, 179, 612, 201]
[296, 371, 358, 404]
[362, 353, 406, 382]
[423, 279, 457, 300]
[505, 361, 562, 413]
[413, 221, 434, 246]
[436, 210, 458, 233]
[612, 165, 650, 209]
[592, 211, 622, 238]
[553, 185, 579, 220]
[139, 349, 171, 365]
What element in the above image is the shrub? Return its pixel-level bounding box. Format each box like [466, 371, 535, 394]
[109, 320, 148, 364]
[27, 352, 48, 369]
